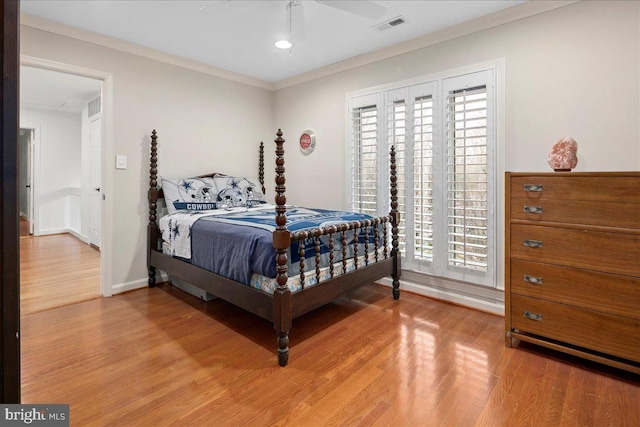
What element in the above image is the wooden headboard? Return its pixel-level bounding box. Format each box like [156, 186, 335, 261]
[147, 131, 265, 205]
[146, 130, 266, 273]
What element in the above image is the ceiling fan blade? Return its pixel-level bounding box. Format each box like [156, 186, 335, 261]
[289, 1, 306, 43]
[316, 1, 387, 20]
[200, 1, 248, 15]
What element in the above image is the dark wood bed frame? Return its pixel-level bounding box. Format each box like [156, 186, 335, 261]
[147, 129, 401, 366]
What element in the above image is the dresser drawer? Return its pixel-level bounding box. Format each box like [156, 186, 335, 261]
[510, 224, 640, 277]
[510, 197, 640, 229]
[510, 175, 640, 203]
[511, 259, 640, 319]
[511, 295, 640, 362]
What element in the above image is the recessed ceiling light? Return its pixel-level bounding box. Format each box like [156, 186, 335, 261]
[274, 40, 293, 49]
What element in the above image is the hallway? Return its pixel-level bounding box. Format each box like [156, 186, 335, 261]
[20, 233, 101, 315]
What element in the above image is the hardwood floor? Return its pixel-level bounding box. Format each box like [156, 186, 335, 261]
[20, 233, 101, 315]
[21, 284, 639, 426]
[20, 215, 30, 237]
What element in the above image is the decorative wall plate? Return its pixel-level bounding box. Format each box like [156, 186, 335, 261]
[299, 130, 316, 155]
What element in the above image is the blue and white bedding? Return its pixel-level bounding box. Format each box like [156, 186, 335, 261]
[160, 206, 260, 259]
[160, 175, 266, 215]
[159, 205, 384, 288]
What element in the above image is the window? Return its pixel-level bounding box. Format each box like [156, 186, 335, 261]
[347, 68, 497, 288]
[349, 94, 381, 217]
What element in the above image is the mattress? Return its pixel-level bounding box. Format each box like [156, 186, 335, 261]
[159, 206, 386, 292]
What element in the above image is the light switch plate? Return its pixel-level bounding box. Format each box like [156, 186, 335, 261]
[115, 154, 127, 170]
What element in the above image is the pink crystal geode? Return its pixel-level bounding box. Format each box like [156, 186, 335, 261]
[548, 137, 578, 171]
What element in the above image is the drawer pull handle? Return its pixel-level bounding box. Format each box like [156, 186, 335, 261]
[523, 275, 543, 285]
[523, 206, 543, 214]
[523, 311, 543, 321]
[523, 184, 543, 192]
[523, 239, 542, 248]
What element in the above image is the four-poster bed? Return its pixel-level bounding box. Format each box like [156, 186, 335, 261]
[147, 129, 400, 366]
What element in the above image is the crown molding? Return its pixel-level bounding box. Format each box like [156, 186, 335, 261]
[20, 13, 275, 91]
[21, 1, 579, 93]
[273, 1, 580, 90]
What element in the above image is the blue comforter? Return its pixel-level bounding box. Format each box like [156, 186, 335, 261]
[190, 207, 381, 285]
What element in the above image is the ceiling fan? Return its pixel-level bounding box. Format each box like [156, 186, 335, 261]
[314, 1, 387, 20]
[201, 1, 387, 52]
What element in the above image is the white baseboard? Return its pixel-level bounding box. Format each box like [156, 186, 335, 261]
[111, 272, 169, 295]
[377, 276, 505, 316]
[38, 227, 89, 243]
[111, 278, 149, 294]
[68, 229, 89, 244]
[39, 227, 69, 236]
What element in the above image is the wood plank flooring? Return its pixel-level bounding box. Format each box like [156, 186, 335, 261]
[20, 216, 30, 237]
[21, 284, 639, 426]
[20, 233, 101, 314]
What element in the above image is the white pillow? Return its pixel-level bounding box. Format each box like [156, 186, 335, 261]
[161, 177, 218, 215]
[212, 176, 267, 209]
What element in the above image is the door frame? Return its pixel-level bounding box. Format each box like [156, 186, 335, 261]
[20, 55, 114, 297]
[1, 0, 21, 403]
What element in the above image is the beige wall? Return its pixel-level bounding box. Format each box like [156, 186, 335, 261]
[20, 0, 640, 294]
[21, 26, 274, 290]
[274, 0, 640, 209]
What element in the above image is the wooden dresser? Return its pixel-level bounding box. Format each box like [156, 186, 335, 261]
[505, 172, 640, 374]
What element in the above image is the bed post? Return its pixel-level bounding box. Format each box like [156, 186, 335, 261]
[259, 141, 266, 194]
[147, 130, 159, 287]
[389, 145, 401, 300]
[272, 129, 292, 367]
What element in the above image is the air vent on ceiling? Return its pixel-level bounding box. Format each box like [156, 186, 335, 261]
[373, 16, 406, 32]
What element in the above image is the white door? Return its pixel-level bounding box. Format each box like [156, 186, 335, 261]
[89, 117, 102, 248]
[27, 129, 34, 235]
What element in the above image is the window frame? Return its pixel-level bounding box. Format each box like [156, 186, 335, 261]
[346, 60, 505, 289]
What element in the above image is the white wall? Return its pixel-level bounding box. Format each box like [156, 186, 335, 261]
[20, 108, 82, 235]
[20, 25, 275, 292]
[274, 0, 640, 209]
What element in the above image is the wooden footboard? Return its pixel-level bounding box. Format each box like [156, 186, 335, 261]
[147, 129, 400, 367]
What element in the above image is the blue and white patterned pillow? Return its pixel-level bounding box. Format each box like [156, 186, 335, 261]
[161, 177, 218, 215]
[212, 176, 267, 209]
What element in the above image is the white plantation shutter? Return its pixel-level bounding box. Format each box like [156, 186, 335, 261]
[412, 94, 435, 262]
[385, 83, 435, 262]
[386, 89, 407, 255]
[442, 70, 494, 285]
[446, 86, 488, 270]
[347, 67, 496, 288]
[349, 94, 380, 216]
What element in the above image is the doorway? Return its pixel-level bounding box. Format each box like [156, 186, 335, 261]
[18, 128, 33, 237]
[19, 64, 104, 313]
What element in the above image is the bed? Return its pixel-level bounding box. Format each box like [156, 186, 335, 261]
[147, 129, 401, 366]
